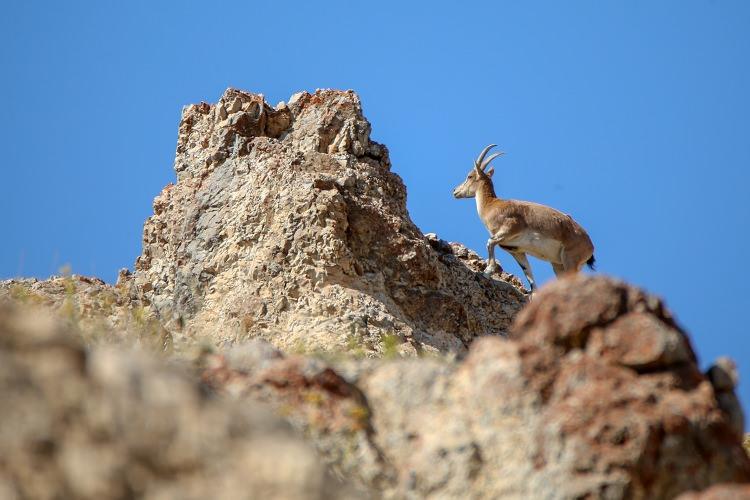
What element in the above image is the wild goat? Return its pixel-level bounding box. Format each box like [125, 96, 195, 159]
[452, 144, 595, 293]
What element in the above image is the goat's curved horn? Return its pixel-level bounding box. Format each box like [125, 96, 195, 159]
[474, 144, 497, 169]
[480, 151, 505, 170]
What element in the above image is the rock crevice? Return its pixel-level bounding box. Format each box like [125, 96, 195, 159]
[129, 87, 526, 355]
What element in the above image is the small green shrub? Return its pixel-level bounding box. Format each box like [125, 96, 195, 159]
[381, 333, 401, 359]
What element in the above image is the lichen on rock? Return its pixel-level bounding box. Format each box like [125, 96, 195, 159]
[129, 87, 525, 355]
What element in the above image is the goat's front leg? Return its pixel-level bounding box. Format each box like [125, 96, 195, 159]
[484, 238, 500, 275]
[484, 228, 514, 276]
[510, 251, 537, 294]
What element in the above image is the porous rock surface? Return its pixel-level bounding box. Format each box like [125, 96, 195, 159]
[203, 275, 750, 499]
[0, 304, 361, 500]
[127, 88, 525, 355]
[0, 275, 166, 349]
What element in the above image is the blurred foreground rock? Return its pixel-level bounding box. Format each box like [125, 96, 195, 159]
[203, 276, 750, 499]
[5, 276, 746, 498]
[678, 483, 750, 500]
[0, 304, 361, 500]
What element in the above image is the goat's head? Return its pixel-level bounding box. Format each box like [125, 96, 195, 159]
[452, 144, 504, 198]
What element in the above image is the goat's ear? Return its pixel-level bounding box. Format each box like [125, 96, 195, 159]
[486, 167, 495, 178]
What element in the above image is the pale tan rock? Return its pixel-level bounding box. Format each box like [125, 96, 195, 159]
[0, 275, 168, 349]
[203, 276, 750, 499]
[132, 87, 526, 355]
[0, 304, 361, 500]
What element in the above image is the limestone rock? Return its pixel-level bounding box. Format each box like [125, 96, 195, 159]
[0, 275, 166, 349]
[509, 275, 749, 499]
[131, 87, 525, 355]
[0, 303, 361, 499]
[202, 276, 750, 499]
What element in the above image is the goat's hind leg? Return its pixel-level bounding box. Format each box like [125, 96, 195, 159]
[510, 251, 537, 293]
[551, 263, 566, 277]
[561, 248, 585, 273]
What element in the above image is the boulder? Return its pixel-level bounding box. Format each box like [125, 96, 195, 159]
[0, 304, 361, 499]
[202, 276, 750, 499]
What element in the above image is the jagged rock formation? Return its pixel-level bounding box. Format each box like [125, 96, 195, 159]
[203, 276, 750, 499]
[127, 88, 525, 355]
[0, 304, 362, 500]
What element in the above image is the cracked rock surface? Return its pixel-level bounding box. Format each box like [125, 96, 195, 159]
[128, 88, 525, 355]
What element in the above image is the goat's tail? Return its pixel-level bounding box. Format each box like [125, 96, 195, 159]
[586, 255, 596, 271]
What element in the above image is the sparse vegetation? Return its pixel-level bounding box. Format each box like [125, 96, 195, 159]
[347, 404, 370, 431]
[128, 305, 174, 352]
[8, 283, 45, 305]
[381, 333, 401, 359]
[303, 391, 325, 406]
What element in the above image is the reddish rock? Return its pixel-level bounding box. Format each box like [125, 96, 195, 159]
[200, 276, 750, 499]
[511, 275, 749, 499]
[678, 483, 750, 500]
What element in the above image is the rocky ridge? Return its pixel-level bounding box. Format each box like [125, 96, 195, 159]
[125, 88, 525, 356]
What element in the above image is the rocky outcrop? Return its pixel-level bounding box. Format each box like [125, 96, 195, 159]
[127, 88, 525, 355]
[0, 304, 361, 500]
[507, 275, 749, 498]
[202, 276, 750, 499]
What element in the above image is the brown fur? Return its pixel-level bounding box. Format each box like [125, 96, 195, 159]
[453, 161, 594, 291]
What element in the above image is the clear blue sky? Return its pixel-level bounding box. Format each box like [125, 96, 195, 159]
[2, 2, 749, 411]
